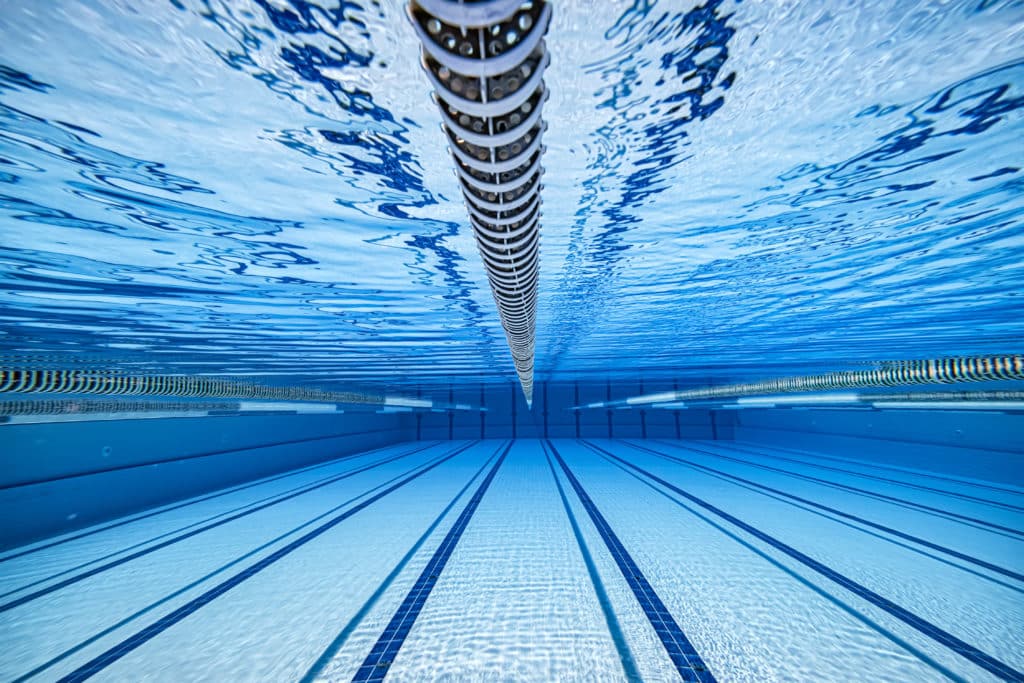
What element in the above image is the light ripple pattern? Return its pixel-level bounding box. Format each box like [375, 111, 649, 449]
[0, 0, 1022, 391]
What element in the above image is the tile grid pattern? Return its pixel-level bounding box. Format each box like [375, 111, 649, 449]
[351, 441, 513, 682]
[1, 443, 438, 612]
[55, 441, 479, 683]
[544, 452, 642, 681]
[300, 442, 509, 682]
[547, 440, 716, 683]
[656, 440, 1023, 537]
[586, 441, 1024, 682]
[624, 440, 1024, 582]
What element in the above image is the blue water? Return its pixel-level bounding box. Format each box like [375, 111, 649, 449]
[2, 1, 1024, 682]
[1, 1, 1022, 388]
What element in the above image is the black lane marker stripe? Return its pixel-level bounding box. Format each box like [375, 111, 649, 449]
[596, 446, 968, 683]
[548, 440, 716, 683]
[735, 441, 1024, 497]
[653, 440, 1024, 539]
[0, 441, 439, 563]
[1, 428, 397, 490]
[586, 441, 1024, 682]
[543, 447, 642, 682]
[708, 441, 1024, 513]
[300, 441, 509, 683]
[56, 441, 480, 683]
[1, 444, 438, 598]
[0, 442, 438, 613]
[350, 441, 512, 683]
[13, 444, 464, 683]
[625, 441, 1024, 584]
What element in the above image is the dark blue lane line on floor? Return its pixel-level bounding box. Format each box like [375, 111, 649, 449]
[708, 441, 1024, 513]
[625, 441, 1024, 584]
[1, 442, 441, 602]
[13, 443, 463, 683]
[0, 441, 440, 563]
[0, 442, 440, 613]
[734, 440, 1024, 497]
[544, 448, 642, 682]
[299, 441, 509, 683]
[596, 444, 969, 683]
[351, 441, 512, 683]
[654, 440, 1024, 539]
[585, 441, 1024, 682]
[55, 441, 480, 683]
[548, 440, 716, 683]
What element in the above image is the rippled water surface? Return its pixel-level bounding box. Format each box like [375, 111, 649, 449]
[1, 1, 1022, 390]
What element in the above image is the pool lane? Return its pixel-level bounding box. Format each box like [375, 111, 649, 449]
[5, 438, 1019, 682]
[549, 441, 716, 683]
[585, 440, 1024, 680]
[624, 440, 1023, 583]
[3, 441, 472, 682]
[0, 442, 441, 611]
[51, 440, 491, 679]
[653, 439, 1024, 572]
[375, 439, 636, 682]
[732, 440, 1024, 502]
[719, 441, 1024, 511]
[350, 441, 512, 682]
[0, 441, 438, 589]
[300, 443, 508, 682]
[557, 440, 986, 682]
[651, 438, 1024, 599]
[661, 440, 1024, 538]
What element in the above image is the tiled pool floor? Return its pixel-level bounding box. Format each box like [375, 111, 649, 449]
[2, 439, 1021, 681]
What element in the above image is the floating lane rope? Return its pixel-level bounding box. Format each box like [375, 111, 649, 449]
[408, 0, 551, 407]
[0, 369, 482, 411]
[573, 354, 1024, 409]
[0, 399, 235, 417]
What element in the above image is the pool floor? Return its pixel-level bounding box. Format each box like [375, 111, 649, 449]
[2, 439, 1021, 681]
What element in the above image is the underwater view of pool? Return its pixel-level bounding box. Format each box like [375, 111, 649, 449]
[1, 0, 1022, 680]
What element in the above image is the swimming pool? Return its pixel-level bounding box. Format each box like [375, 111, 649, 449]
[1, 0, 1023, 680]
